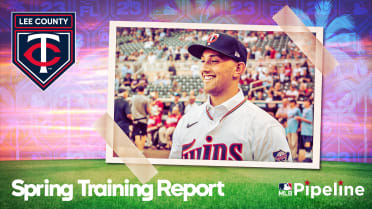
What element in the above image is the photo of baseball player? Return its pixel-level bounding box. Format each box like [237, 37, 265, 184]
[110, 25, 319, 166]
[169, 33, 292, 161]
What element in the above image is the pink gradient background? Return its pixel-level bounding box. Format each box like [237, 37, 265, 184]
[0, 0, 370, 162]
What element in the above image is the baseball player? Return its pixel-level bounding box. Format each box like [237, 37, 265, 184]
[169, 33, 292, 162]
[131, 85, 151, 151]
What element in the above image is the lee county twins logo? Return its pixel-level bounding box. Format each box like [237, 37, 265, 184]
[278, 181, 365, 198]
[12, 12, 75, 90]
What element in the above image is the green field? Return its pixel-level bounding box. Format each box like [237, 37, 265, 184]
[0, 160, 371, 209]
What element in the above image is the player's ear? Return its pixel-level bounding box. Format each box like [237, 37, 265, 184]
[232, 62, 246, 79]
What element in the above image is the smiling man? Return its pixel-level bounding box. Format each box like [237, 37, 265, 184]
[169, 32, 291, 162]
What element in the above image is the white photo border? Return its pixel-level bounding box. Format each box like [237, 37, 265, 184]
[106, 21, 323, 169]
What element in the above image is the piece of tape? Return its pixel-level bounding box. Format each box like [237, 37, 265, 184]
[94, 113, 158, 184]
[273, 5, 339, 75]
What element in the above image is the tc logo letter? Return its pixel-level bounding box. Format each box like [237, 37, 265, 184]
[24, 33, 60, 73]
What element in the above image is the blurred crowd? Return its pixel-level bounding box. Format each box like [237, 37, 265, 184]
[114, 87, 201, 152]
[116, 28, 306, 63]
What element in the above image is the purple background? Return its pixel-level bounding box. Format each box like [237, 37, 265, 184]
[0, 0, 371, 162]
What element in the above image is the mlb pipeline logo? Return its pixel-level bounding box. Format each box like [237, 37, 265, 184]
[12, 12, 75, 90]
[278, 181, 365, 198]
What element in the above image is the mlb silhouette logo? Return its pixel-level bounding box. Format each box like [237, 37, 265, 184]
[278, 183, 292, 190]
[12, 12, 75, 90]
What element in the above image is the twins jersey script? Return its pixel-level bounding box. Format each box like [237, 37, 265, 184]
[169, 91, 292, 162]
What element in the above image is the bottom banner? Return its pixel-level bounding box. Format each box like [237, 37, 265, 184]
[0, 160, 370, 209]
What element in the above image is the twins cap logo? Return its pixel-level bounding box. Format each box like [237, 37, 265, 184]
[12, 12, 75, 90]
[207, 33, 219, 45]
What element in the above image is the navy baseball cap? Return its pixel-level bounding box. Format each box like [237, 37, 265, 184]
[188, 33, 247, 64]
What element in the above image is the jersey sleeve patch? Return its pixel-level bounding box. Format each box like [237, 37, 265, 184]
[273, 149, 290, 162]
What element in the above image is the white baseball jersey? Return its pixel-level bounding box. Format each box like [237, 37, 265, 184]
[169, 90, 292, 162]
